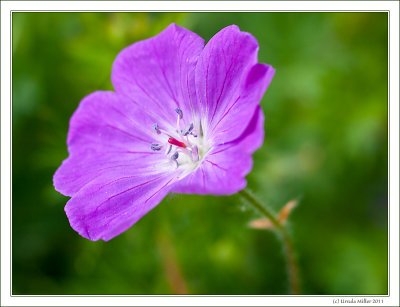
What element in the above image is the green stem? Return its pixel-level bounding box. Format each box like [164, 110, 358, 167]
[239, 189, 300, 295]
[280, 228, 300, 295]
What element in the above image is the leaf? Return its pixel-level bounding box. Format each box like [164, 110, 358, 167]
[278, 199, 298, 224]
[248, 218, 275, 229]
[249, 199, 299, 229]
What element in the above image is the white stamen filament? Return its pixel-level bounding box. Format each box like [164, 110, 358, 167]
[150, 108, 210, 176]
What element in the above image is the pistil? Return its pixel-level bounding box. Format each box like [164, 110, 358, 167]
[168, 138, 186, 148]
[150, 108, 207, 170]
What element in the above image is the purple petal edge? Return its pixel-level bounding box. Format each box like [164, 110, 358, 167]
[65, 171, 178, 241]
[172, 106, 265, 195]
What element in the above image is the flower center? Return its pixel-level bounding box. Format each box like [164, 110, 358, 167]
[150, 108, 209, 175]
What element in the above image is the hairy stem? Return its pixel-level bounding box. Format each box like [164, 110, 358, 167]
[280, 228, 300, 294]
[157, 222, 189, 294]
[239, 189, 300, 294]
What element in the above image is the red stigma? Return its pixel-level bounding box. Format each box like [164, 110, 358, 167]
[168, 138, 186, 148]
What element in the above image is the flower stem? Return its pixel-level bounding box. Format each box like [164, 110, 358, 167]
[239, 188, 300, 295]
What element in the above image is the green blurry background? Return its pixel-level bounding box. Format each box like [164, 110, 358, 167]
[12, 12, 388, 295]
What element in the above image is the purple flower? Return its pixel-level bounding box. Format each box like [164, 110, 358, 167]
[53, 24, 275, 241]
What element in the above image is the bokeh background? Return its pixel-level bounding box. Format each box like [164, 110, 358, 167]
[12, 12, 388, 295]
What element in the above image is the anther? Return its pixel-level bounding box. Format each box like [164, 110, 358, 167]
[175, 108, 183, 119]
[192, 145, 199, 162]
[150, 143, 162, 151]
[171, 152, 179, 160]
[165, 144, 172, 155]
[153, 123, 161, 135]
[171, 151, 179, 168]
[181, 123, 194, 136]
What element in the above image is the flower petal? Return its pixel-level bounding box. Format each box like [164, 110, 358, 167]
[195, 25, 274, 144]
[172, 106, 264, 195]
[54, 151, 164, 197]
[111, 23, 205, 128]
[54, 91, 166, 196]
[65, 170, 178, 241]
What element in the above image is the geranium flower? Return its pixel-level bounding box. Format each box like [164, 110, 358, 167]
[54, 24, 275, 241]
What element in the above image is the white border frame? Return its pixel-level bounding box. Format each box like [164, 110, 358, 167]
[1, 1, 399, 306]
